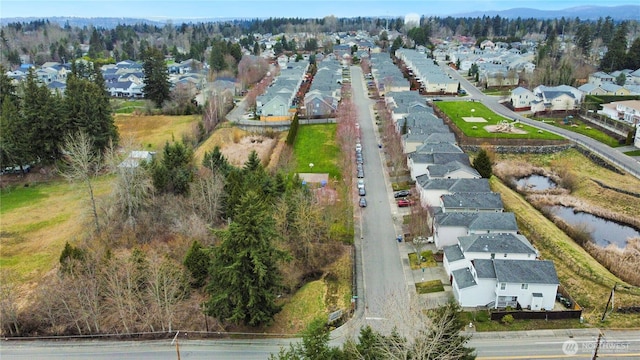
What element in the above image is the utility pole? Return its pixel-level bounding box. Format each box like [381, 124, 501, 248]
[171, 331, 181, 360]
[600, 283, 616, 322]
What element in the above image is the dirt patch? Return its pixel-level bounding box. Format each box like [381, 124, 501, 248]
[222, 134, 276, 167]
[194, 126, 278, 167]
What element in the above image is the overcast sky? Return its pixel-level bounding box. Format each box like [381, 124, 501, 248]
[1, 0, 637, 20]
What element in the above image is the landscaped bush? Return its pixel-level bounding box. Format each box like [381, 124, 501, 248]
[501, 314, 514, 325]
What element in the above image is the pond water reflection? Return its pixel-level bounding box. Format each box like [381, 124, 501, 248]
[517, 175, 557, 190]
[547, 205, 640, 248]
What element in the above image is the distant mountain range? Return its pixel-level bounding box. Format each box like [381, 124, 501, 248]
[1, 5, 638, 28]
[453, 5, 640, 21]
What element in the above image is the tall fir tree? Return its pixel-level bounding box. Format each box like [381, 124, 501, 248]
[20, 68, 64, 163]
[0, 94, 30, 169]
[206, 190, 287, 327]
[142, 47, 171, 108]
[64, 61, 118, 154]
[600, 22, 628, 72]
[472, 148, 493, 179]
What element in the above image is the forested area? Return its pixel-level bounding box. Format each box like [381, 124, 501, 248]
[2, 15, 638, 71]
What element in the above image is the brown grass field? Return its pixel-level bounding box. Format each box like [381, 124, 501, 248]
[1, 177, 113, 304]
[114, 114, 200, 151]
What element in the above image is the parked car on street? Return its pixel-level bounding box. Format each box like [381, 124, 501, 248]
[397, 199, 414, 207]
[359, 187, 366, 196]
[359, 197, 367, 207]
[357, 179, 365, 189]
[394, 190, 410, 198]
[357, 169, 364, 178]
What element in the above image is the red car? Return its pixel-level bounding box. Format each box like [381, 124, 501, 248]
[397, 199, 414, 207]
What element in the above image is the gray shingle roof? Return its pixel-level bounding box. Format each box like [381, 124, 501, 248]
[417, 178, 491, 192]
[493, 259, 559, 284]
[458, 233, 537, 256]
[443, 245, 465, 262]
[409, 152, 470, 166]
[473, 259, 496, 279]
[452, 268, 477, 289]
[435, 212, 518, 232]
[427, 161, 480, 179]
[442, 192, 503, 211]
[415, 142, 463, 155]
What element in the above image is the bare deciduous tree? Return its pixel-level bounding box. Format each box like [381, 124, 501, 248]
[104, 137, 154, 230]
[60, 131, 103, 234]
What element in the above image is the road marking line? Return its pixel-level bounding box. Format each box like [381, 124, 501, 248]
[365, 317, 387, 321]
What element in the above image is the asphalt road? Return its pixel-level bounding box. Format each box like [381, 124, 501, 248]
[3, 329, 639, 359]
[349, 66, 408, 327]
[442, 65, 640, 179]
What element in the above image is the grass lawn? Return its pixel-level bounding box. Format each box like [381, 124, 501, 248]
[112, 99, 147, 114]
[489, 176, 640, 327]
[293, 124, 340, 179]
[268, 251, 352, 335]
[481, 89, 511, 96]
[624, 149, 640, 156]
[415, 280, 444, 294]
[535, 117, 621, 147]
[0, 177, 113, 287]
[461, 311, 587, 331]
[435, 102, 564, 140]
[408, 250, 436, 269]
[115, 114, 200, 151]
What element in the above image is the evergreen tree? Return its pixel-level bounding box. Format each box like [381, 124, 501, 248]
[625, 37, 640, 70]
[575, 23, 593, 56]
[390, 36, 404, 53]
[64, 63, 118, 153]
[183, 240, 210, 288]
[142, 47, 171, 108]
[600, 22, 628, 72]
[210, 40, 228, 72]
[151, 141, 195, 195]
[206, 190, 287, 327]
[202, 145, 231, 175]
[0, 94, 30, 169]
[20, 68, 64, 163]
[270, 317, 345, 360]
[0, 65, 17, 109]
[472, 148, 493, 178]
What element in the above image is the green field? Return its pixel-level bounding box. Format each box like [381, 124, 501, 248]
[435, 102, 564, 140]
[535, 117, 622, 147]
[112, 99, 147, 114]
[293, 124, 340, 179]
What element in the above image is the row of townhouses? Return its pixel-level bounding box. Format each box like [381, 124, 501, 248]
[380, 85, 560, 311]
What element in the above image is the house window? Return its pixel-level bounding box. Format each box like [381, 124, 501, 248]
[521, 283, 528, 290]
[500, 283, 506, 290]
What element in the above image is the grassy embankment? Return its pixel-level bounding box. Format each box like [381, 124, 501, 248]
[435, 101, 564, 140]
[114, 113, 200, 150]
[534, 117, 622, 147]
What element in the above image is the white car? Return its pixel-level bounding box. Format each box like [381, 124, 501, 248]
[357, 179, 365, 189]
